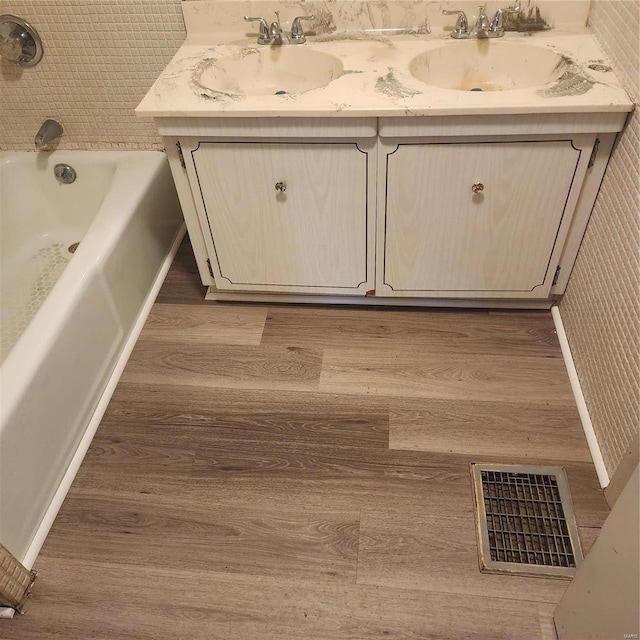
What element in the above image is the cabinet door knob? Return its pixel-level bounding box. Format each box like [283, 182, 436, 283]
[275, 182, 287, 192]
[472, 182, 484, 193]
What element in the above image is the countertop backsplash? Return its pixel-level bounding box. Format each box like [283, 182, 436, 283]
[181, 0, 591, 36]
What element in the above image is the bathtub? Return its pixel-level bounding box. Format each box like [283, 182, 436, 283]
[0, 151, 184, 571]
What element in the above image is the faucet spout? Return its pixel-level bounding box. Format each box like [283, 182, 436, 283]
[469, 5, 491, 38]
[269, 11, 288, 45]
[35, 119, 63, 150]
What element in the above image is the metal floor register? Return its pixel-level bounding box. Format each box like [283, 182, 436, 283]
[471, 463, 583, 579]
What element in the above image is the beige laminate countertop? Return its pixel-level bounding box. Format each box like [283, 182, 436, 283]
[136, 28, 633, 118]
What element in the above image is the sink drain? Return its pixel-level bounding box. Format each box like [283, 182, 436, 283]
[68, 242, 80, 254]
[54, 163, 77, 184]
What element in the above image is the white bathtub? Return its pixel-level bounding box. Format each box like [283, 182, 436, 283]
[0, 151, 183, 569]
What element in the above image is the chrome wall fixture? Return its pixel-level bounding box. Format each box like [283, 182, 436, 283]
[0, 15, 43, 67]
[35, 119, 63, 149]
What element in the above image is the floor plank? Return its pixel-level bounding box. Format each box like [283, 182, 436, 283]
[261, 305, 562, 357]
[121, 341, 323, 392]
[6, 557, 557, 640]
[356, 507, 568, 604]
[139, 303, 268, 345]
[41, 491, 359, 582]
[320, 348, 575, 403]
[101, 382, 390, 449]
[389, 397, 592, 462]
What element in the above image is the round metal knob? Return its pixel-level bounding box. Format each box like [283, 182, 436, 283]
[472, 182, 485, 194]
[275, 182, 286, 192]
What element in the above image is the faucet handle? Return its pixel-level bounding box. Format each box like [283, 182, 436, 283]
[489, 2, 521, 33]
[291, 14, 315, 41]
[442, 9, 468, 37]
[244, 16, 271, 44]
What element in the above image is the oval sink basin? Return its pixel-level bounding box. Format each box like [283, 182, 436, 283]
[409, 42, 567, 92]
[198, 48, 344, 96]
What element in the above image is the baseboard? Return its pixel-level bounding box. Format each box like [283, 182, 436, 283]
[551, 305, 610, 488]
[14, 224, 185, 576]
[205, 286, 553, 309]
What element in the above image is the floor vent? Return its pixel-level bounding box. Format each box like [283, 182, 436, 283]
[471, 463, 583, 579]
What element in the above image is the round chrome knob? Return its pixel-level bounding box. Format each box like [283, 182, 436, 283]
[275, 182, 286, 192]
[472, 182, 484, 194]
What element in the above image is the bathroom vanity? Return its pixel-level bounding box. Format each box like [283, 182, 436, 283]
[137, 0, 633, 308]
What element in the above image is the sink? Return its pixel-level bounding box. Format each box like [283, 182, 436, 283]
[197, 48, 344, 96]
[409, 42, 567, 92]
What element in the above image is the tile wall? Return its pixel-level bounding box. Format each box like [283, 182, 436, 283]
[0, 0, 185, 150]
[559, 1, 639, 479]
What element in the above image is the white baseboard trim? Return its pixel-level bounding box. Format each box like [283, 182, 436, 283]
[19, 224, 185, 567]
[205, 286, 553, 309]
[551, 305, 610, 488]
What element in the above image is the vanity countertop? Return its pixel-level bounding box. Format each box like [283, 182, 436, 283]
[136, 28, 633, 118]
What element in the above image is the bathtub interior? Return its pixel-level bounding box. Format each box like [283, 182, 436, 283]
[0, 154, 118, 361]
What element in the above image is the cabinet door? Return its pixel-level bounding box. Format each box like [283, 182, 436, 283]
[380, 140, 583, 298]
[187, 141, 372, 294]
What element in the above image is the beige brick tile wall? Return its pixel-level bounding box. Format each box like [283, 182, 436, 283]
[0, 0, 186, 150]
[560, 1, 639, 478]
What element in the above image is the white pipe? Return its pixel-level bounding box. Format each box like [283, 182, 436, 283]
[552, 305, 610, 488]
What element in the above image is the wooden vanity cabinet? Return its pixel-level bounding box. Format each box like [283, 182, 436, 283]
[375, 114, 620, 303]
[163, 118, 377, 296]
[160, 114, 621, 307]
[378, 138, 590, 298]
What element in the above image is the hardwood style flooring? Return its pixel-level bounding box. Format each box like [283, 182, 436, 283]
[2, 237, 608, 640]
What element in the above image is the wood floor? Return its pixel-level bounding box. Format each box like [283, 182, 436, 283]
[2, 237, 608, 640]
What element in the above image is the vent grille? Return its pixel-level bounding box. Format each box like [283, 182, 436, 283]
[472, 463, 583, 579]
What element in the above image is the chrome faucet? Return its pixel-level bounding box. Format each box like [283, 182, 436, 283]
[269, 11, 285, 45]
[34, 118, 63, 149]
[468, 5, 491, 38]
[244, 12, 315, 45]
[442, 2, 520, 38]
